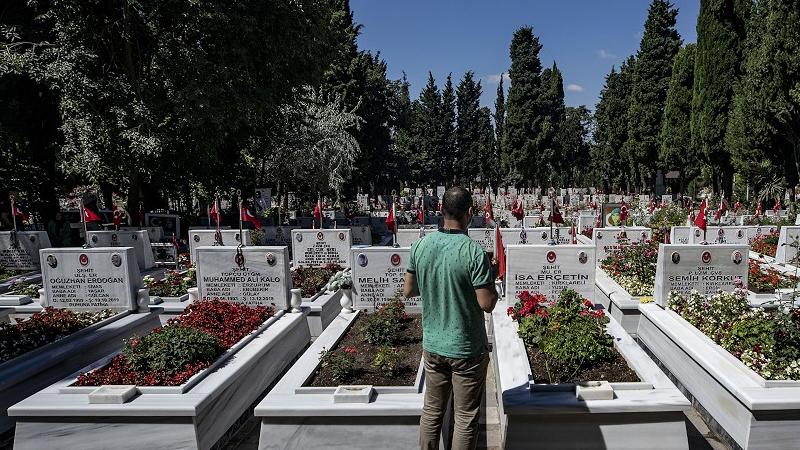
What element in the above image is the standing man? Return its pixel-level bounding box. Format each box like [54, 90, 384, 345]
[404, 186, 498, 450]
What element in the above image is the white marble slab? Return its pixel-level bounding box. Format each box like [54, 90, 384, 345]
[9, 312, 311, 450]
[638, 303, 800, 449]
[86, 230, 155, 270]
[0, 231, 51, 271]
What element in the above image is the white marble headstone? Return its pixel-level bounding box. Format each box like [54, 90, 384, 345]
[669, 226, 691, 245]
[593, 227, 651, 264]
[291, 229, 352, 268]
[522, 215, 545, 228]
[688, 226, 749, 245]
[348, 226, 372, 246]
[521, 227, 576, 245]
[776, 226, 800, 265]
[505, 244, 596, 302]
[351, 247, 419, 310]
[745, 225, 779, 243]
[261, 226, 297, 247]
[394, 227, 435, 247]
[654, 244, 748, 307]
[86, 230, 155, 270]
[196, 246, 291, 309]
[120, 226, 164, 243]
[40, 247, 140, 312]
[0, 231, 51, 271]
[144, 213, 181, 239]
[188, 229, 251, 263]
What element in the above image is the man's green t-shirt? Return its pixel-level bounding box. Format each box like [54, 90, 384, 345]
[407, 229, 493, 359]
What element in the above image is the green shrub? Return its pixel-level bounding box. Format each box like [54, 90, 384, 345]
[124, 326, 221, 374]
[319, 348, 356, 382]
[372, 345, 401, 376]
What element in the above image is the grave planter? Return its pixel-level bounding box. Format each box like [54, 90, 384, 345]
[594, 268, 647, 334]
[638, 302, 800, 450]
[301, 289, 343, 339]
[493, 298, 691, 450]
[0, 272, 41, 294]
[0, 310, 160, 434]
[9, 309, 311, 450]
[255, 309, 431, 450]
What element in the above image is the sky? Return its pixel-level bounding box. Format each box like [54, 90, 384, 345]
[350, 0, 700, 110]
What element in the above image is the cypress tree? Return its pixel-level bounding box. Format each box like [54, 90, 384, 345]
[502, 26, 544, 186]
[624, 0, 682, 190]
[692, 0, 752, 197]
[558, 106, 592, 187]
[440, 74, 457, 185]
[660, 44, 699, 192]
[537, 62, 566, 187]
[727, 0, 800, 194]
[591, 57, 636, 191]
[410, 72, 443, 184]
[477, 107, 499, 187]
[494, 74, 506, 181]
[456, 71, 484, 185]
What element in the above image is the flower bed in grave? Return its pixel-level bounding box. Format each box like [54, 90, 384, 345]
[307, 296, 422, 387]
[73, 299, 274, 387]
[600, 239, 658, 300]
[748, 260, 798, 294]
[667, 289, 800, 381]
[5, 280, 41, 298]
[0, 308, 116, 364]
[143, 267, 196, 299]
[508, 289, 639, 384]
[750, 230, 780, 258]
[291, 264, 345, 298]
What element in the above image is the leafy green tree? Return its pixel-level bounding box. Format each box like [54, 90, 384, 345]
[502, 26, 544, 186]
[660, 44, 700, 192]
[591, 57, 636, 191]
[692, 0, 752, 197]
[456, 71, 484, 185]
[624, 0, 682, 190]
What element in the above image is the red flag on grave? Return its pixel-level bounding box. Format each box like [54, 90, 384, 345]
[484, 195, 494, 226]
[619, 200, 628, 225]
[209, 200, 221, 225]
[715, 199, 727, 221]
[11, 200, 29, 223]
[511, 198, 524, 221]
[495, 225, 506, 281]
[754, 201, 762, 219]
[648, 198, 656, 214]
[82, 205, 102, 223]
[418, 197, 424, 224]
[549, 202, 564, 225]
[694, 198, 708, 231]
[313, 198, 322, 228]
[733, 199, 742, 214]
[112, 205, 123, 228]
[385, 202, 397, 234]
[774, 199, 782, 213]
[241, 205, 263, 230]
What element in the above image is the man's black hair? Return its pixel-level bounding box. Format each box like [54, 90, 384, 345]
[442, 187, 473, 219]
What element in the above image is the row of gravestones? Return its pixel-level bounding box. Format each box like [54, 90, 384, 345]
[8, 225, 800, 317]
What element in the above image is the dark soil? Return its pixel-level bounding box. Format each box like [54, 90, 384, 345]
[527, 345, 640, 384]
[307, 313, 423, 387]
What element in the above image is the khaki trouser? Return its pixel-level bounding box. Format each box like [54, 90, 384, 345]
[419, 350, 490, 450]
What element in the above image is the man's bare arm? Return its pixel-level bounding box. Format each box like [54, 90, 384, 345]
[403, 272, 420, 298]
[475, 284, 498, 313]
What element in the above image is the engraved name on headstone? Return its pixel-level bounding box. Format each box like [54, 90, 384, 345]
[41, 247, 140, 312]
[196, 246, 290, 309]
[654, 244, 748, 307]
[291, 229, 352, 268]
[505, 244, 596, 302]
[351, 247, 419, 310]
[0, 231, 51, 272]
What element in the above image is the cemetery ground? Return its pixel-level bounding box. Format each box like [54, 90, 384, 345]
[1, 193, 800, 449]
